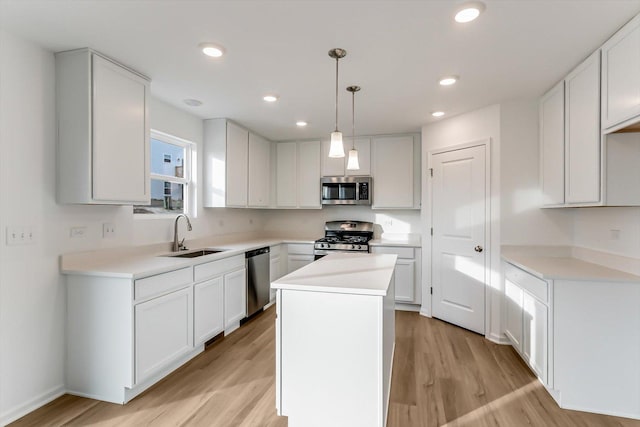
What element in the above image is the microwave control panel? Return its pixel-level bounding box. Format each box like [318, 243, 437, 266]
[359, 182, 369, 200]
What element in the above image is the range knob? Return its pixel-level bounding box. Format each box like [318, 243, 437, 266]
[351, 244, 356, 249]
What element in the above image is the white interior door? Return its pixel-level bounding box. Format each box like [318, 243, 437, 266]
[431, 144, 487, 334]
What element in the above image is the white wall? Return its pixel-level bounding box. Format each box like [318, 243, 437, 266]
[500, 99, 573, 245]
[0, 31, 262, 424]
[574, 207, 640, 257]
[421, 104, 503, 342]
[261, 206, 421, 239]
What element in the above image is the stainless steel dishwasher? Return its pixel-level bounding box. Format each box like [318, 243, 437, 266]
[246, 247, 270, 318]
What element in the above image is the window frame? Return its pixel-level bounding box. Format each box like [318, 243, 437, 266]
[134, 129, 194, 218]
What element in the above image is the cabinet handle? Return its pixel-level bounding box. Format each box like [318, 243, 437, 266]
[474, 245, 483, 253]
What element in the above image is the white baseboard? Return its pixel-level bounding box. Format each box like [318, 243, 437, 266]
[487, 332, 510, 345]
[0, 384, 65, 426]
[394, 303, 421, 312]
[419, 308, 431, 318]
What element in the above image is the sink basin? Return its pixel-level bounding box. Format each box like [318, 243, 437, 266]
[164, 249, 224, 258]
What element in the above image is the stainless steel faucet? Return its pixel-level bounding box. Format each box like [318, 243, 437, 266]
[173, 214, 193, 252]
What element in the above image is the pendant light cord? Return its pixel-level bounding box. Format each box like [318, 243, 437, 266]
[335, 57, 339, 132]
[352, 90, 356, 149]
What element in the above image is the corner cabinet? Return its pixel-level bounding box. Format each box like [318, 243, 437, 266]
[56, 48, 150, 205]
[275, 141, 321, 209]
[371, 135, 421, 209]
[203, 119, 272, 208]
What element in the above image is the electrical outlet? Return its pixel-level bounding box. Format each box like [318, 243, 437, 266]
[70, 226, 87, 239]
[103, 223, 116, 238]
[610, 229, 621, 240]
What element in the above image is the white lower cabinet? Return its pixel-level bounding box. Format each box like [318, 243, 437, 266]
[224, 267, 247, 331]
[503, 262, 550, 387]
[286, 243, 314, 274]
[270, 245, 283, 301]
[370, 246, 422, 305]
[135, 286, 193, 384]
[194, 276, 224, 345]
[65, 253, 246, 404]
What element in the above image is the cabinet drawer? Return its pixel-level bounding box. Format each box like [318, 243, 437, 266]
[194, 254, 245, 282]
[504, 263, 548, 303]
[287, 243, 313, 255]
[135, 267, 192, 301]
[370, 246, 415, 259]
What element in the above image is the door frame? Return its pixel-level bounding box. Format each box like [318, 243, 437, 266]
[421, 138, 493, 338]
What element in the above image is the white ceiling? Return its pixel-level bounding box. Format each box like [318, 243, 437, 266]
[1, 0, 639, 141]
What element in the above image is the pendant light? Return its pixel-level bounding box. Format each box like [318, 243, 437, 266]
[328, 48, 347, 158]
[346, 85, 361, 171]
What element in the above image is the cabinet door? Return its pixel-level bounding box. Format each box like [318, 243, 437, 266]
[226, 122, 249, 207]
[345, 138, 371, 176]
[602, 15, 640, 129]
[523, 292, 548, 384]
[135, 287, 193, 384]
[540, 81, 565, 206]
[248, 133, 271, 207]
[394, 259, 415, 303]
[566, 51, 601, 204]
[321, 140, 345, 176]
[92, 54, 149, 203]
[224, 268, 247, 330]
[297, 140, 321, 208]
[287, 254, 314, 274]
[269, 255, 281, 301]
[276, 142, 297, 207]
[194, 277, 224, 345]
[372, 136, 414, 208]
[504, 279, 524, 352]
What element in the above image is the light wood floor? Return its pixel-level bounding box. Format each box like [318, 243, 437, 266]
[10, 308, 640, 427]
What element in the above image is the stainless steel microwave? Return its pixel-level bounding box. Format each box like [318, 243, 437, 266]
[321, 176, 372, 205]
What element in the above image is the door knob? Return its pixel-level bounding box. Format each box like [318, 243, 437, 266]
[474, 245, 483, 253]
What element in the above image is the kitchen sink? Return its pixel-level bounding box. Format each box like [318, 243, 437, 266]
[163, 249, 225, 258]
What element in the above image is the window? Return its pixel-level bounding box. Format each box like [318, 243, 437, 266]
[134, 130, 193, 215]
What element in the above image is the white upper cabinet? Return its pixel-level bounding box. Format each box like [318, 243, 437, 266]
[297, 140, 321, 208]
[276, 142, 298, 207]
[56, 49, 150, 205]
[601, 14, 640, 132]
[276, 141, 321, 209]
[371, 135, 420, 209]
[203, 118, 272, 208]
[321, 138, 371, 176]
[565, 51, 601, 205]
[225, 122, 249, 207]
[248, 132, 271, 207]
[540, 81, 565, 206]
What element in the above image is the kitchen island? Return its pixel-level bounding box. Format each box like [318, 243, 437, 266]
[272, 252, 397, 427]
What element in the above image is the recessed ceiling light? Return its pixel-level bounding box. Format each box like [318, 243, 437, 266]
[296, 121, 308, 127]
[439, 76, 459, 86]
[183, 98, 203, 107]
[454, 1, 486, 23]
[263, 95, 279, 102]
[432, 111, 445, 118]
[199, 43, 225, 58]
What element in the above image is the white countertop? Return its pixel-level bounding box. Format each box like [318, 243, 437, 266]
[502, 250, 640, 282]
[271, 252, 397, 296]
[369, 234, 421, 248]
[60, 237, 314, 279]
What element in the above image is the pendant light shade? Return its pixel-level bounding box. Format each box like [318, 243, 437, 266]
[346, 85, 361, 171]
[329, 131, 345, 157]
[346, 148, 360, 170]
[328, 48, 347, 158]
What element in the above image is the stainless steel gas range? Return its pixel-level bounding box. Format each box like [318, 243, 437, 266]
[313, 220, 374, 260]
